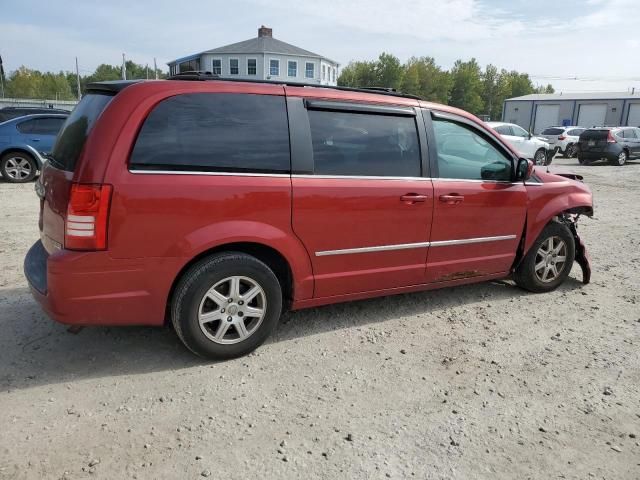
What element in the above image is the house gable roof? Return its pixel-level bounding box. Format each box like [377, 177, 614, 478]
[169, 34, 338, 66]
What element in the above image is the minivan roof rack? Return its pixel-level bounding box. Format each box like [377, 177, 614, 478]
[167, 71, 422, 100]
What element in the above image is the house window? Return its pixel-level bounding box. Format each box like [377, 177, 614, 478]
[305, 62, 314, 79]
[247, 58, 257, 75]
[269, 59, 280, 76]
[179, 58, 200, 73]
[229, 58, 239, 75]
[212, 59, 222, 75]
[288, 60, 297, 77]
[322, 65, 326, 80]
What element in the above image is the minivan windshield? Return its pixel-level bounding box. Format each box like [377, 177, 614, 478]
[49, 93, 113, 171]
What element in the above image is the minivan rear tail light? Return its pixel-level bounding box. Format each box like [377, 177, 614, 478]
[65, 184, 113, 250]
[607, 131, 617, 143]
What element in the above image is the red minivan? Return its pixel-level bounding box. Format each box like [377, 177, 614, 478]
[25, 76, 593, 359]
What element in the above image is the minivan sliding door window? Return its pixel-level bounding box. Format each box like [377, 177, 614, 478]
[129, 93, 290, 174]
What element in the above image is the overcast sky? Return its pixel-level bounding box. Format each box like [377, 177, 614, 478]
[1, 0, 639, 93]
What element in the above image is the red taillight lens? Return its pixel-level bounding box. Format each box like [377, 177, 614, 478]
[558, 135, 566, 141]
[607, 131, 617, 143]
[65, 184, 113, 250]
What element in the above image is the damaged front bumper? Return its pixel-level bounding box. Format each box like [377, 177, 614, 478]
[568, 222, 591, 284]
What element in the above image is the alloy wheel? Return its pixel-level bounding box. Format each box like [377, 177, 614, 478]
[197, 275, 267, 345]
[617, 151, 627, 166]
[4, 156, 32, 180]
[534, 150, 546, 165]
[534, 236, 568, 283]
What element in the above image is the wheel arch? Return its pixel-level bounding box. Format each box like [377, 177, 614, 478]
[0, 145, 45, 167]
[522, 198, 593, 256]
[165, 240, 308, 323]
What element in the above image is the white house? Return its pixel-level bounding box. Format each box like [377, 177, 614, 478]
[167, 26, 339, 86]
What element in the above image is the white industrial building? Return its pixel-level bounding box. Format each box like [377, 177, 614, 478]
[167, 26, 339, 86]
[502, 92, 640, 133]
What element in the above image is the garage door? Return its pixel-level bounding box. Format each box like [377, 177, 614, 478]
[627, 104, 640, 127]
[577, 104, 607, 128]
[534, 104, 560, 134]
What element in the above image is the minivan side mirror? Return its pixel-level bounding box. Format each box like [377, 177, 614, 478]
[516, 158, 534, 181]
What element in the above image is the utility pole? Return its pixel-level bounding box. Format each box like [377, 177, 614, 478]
[0, 54, 5, 99]
[75, 57, 82, 100]
[153, 58, 158, 79]
[121, 53, 126, 80]
[146, 64, 149, 80]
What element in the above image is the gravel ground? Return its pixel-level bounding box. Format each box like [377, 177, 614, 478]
[1, 157, 639, 480]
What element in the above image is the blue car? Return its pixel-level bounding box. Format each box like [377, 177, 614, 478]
[0, 113, 68, 183]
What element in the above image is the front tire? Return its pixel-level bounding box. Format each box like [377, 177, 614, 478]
[514, 222, 575, 293]
[171, 252, 283, 359]
[1, 152, 37, 183]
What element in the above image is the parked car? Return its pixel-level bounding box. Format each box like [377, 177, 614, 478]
[539, 126, 586, 158]
[0, 114, 68, 182]
[24, 78, 593, 359]
[0, 106, 70, 123]
[577, 127, 640, 166]
[486, 121, 550, 165]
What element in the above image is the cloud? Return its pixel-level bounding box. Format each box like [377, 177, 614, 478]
[0, 0, 638, 92]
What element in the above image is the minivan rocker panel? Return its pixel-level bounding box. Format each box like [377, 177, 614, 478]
[25, 78, 593, 359]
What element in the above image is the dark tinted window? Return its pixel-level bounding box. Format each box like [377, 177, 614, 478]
[130, 93, 290, 173]
[29, 117, 66, 135]
[567, 128, 584, 136]
[307, 110, 420, 177]
[51, 94, 113, 171]
[433, 118, 512, 181]
[542, 127, 564, 135]
[16, 119, 36, 134]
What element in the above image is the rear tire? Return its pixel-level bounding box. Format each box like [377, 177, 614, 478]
[577, 153, 589, 165]
[514, 222, 575, 293]
[609, 150, 627, 166]
[171, 252, 283, 359]
[0, 152, 37, 183]
[565, 144, 578, 158]
[534, 149, 546, 166]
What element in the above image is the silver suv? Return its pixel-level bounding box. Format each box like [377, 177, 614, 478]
[539, 126, 586, 158]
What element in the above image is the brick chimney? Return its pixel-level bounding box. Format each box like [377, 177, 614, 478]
[258, 25, 272, 38]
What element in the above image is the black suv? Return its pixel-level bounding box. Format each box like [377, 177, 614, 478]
[578, 127, 640, 166]
[0, 107, 71, 123]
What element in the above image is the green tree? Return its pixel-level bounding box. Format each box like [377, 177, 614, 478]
[401, 56, 451, 103]
[449, 58, 484, 114]
[481, 64, 500, 120]
[374, 53, 403, 89]
[5, 66, 74, 100]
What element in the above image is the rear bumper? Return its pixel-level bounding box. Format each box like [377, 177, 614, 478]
[24, 240, 182, 326]
[578, 144, 622, 161]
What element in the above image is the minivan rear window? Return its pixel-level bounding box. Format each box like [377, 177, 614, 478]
[129, 93, 290, 173]
[50, 94, 113, 171]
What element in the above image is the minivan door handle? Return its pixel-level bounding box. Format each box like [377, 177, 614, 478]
[400, 193, 427, 204]
[439, 194, 464, 205]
